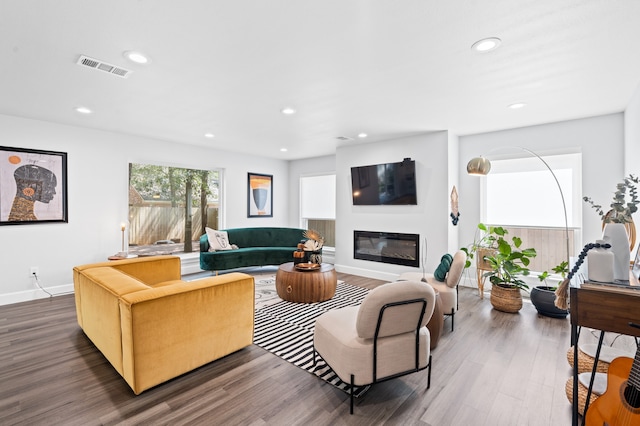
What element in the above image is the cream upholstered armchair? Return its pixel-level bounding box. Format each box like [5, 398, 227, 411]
[313, 281, 436, 414]
[397, 250, 467, 332]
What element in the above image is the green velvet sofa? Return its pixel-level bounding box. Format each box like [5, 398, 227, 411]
[199, 227, 309, 272]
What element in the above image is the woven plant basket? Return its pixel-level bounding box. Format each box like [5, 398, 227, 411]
[565, 378, 598, 417]
[565, 346, 610, 374]
[490, 284, 523, 313]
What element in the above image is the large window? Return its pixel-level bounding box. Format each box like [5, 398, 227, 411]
[128, 163, 221, 254]
[481, 153, 582, 272]
[300, 174, 336, 247]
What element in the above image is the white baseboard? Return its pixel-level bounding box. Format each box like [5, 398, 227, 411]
[333, 264, 400, 283]
[179, 253, 203, 275]
[0, 284, 74, 306]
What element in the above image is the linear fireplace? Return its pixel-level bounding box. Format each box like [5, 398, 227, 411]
[353, 230, 419, 267]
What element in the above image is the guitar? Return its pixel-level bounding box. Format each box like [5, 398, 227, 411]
[586, 344, 640, 426]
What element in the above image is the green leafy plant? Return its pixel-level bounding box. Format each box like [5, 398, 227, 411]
[583, 174, 639, 223]
[460, 223, 505, 269]
[482, 231, 537, 291]
[537, 260, 569, 290]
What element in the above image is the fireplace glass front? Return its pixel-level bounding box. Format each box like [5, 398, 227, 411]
[353, 230, 419, 267]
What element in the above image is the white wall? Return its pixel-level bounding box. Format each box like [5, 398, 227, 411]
[447, 132, 460, 253]
[335, 132, 451, 282]
[0, 114, 289, 305]
[458, 113, 625, 283]
[624, 81, 640, 256]
[2, 107, 633, 305]
[625, 82, 640, 179]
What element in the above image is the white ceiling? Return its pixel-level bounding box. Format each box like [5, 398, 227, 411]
[1, 1, 640, 160]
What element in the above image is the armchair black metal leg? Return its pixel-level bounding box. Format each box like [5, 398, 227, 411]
[312, 346, 316, 367]
[350, 374, 354, 415]
[451, 309, 455, 332]
[427, 354, 432, 389]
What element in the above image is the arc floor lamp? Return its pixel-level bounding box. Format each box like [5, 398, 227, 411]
[466, 147, 571, 309]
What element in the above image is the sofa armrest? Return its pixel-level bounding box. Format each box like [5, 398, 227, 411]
[200, 234, 210, 252]
[118, 272, 255, 394]
[74, 256, 182, 286]
[73, 266, 151, 373]
[110, 256, 182, 285]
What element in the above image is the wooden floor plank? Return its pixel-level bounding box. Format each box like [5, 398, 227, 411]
[1, 271, 635, 425]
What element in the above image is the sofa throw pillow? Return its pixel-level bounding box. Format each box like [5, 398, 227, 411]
[434, 253, 453, 282]
[205, 227, 233, 251]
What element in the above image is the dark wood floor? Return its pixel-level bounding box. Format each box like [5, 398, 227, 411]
[2, 272, 631, 425]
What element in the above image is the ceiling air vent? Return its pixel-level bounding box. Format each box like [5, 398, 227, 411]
[336, 136, 353, 141]
[76, 55, 132, 78]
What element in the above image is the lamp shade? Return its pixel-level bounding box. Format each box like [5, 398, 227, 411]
[466, 156, 491, 175]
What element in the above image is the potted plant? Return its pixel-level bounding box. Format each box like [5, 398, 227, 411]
[583, 174, 639, 224]
[583, 174, 639, 280]
[531, 261, 569, 318]
[482, 229, 537, 313]
[460, 223, 505, 297]
[461, 223, 502, 268]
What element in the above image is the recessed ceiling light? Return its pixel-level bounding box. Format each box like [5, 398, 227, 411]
[508, 102, 527, 109]
[281, 107, 296, 115]
[357, 133, 368, 138]
[123, 51, 150, 64]
[204, 133, 215, 138]
[75, 106, 92, 114]
[471, 37, 502, 52]
[280, 148, 288, 152]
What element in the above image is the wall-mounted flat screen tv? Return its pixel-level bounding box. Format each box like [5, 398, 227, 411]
[351, 158, 417, 205]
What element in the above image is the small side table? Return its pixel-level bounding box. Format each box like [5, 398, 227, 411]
[475, 248, 495, 299]
[108, 254, 138, 261]
[275, 262, 337, 303]
[427, 289, 444, 349]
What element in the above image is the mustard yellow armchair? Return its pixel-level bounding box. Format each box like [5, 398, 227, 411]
[73, 256, 254, 394]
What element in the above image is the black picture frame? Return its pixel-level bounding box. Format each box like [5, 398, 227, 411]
[0, 146, 68, 225]
[247, 172, 273, 217]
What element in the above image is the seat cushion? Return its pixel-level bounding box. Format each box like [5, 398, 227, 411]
[397, 272, 457, 313]
[314, 306, 429, 386]
[425, 278, 456, 313]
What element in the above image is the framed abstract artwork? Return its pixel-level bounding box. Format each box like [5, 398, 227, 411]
[247, 172, 273, 217]
[0, 146, 68, 225]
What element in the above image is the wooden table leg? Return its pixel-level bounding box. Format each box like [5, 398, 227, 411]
[476, 268, 484, 299]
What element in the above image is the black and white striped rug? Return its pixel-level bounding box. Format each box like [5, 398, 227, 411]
[253, 282, 371, 396]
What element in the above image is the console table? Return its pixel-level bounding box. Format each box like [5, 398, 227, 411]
[569, 275, 640, 425]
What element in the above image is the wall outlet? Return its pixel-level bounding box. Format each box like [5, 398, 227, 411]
[29, 266, 39, 277]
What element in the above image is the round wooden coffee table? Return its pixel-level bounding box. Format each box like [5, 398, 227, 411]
[275, 262, 337, 303]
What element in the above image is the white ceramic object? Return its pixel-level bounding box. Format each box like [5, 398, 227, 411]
[587, 239, 614, 283]
[602, 223, 630, 281]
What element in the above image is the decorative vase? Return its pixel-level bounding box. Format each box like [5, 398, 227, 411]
[490, 284, 523, 313]
[309, 251, 322, 264]
[602, 223, 630, 282]
[587, 239, 614, 283]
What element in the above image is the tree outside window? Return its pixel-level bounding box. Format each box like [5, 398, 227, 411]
[128, 163, 220, 253]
